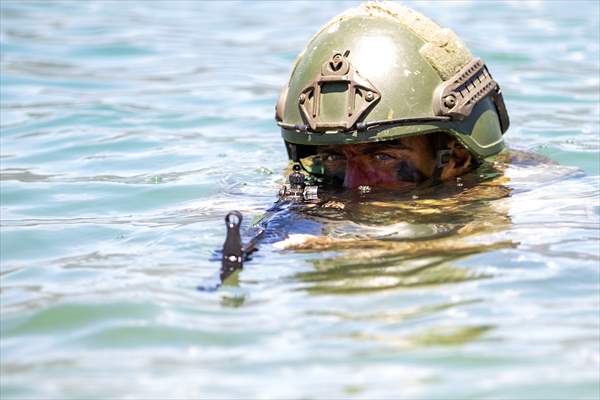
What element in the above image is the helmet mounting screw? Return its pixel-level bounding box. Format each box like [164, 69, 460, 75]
[299, 93, 306, 104]
[443, 95, 456, 109]
[331, 53, 343, 71]
[365, 91, 374, 102]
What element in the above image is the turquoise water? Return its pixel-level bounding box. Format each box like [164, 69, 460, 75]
[1, 1, 599, 399]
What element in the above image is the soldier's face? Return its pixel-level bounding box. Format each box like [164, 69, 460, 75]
[317, 136, 436, 189]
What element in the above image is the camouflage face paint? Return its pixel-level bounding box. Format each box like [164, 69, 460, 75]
[396, 160, 426, 183]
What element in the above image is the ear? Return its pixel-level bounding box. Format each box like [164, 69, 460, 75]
[441, 139, 473, 180]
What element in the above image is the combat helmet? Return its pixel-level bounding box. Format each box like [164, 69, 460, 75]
[275, 2, 509, 176]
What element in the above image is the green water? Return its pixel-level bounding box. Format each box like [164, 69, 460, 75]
[1, 1, 599, 399]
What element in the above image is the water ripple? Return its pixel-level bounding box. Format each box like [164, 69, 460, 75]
[1, 1, 598, 399]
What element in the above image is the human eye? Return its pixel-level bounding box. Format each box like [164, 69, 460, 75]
[372, 152, 396, 161]
[321, 153, 345, 162]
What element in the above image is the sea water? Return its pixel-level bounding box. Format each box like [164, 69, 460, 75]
[1, 1, 599, 399]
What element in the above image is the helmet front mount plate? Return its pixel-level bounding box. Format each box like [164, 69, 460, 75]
[298, 50, 381, 132]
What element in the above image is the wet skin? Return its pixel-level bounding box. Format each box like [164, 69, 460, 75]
[318, 136, 435, 189]
[317, 135, 473, 189]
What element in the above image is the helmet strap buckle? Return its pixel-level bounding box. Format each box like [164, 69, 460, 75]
[431, 132, 450, 182]
[430, 149, 450, 183]
[436, 149, 451, 169]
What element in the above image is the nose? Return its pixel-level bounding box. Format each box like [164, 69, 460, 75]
[343, 158, 371, 188]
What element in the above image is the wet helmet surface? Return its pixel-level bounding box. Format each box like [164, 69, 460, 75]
[275, 2, 509, 163]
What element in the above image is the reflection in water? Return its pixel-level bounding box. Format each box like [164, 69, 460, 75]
[263, 158, 524, 350]
[311, 300, 494, 349]
[270, 160, 517, 296]
[308, 298, 482, 323]
[349, 325, 495, 349]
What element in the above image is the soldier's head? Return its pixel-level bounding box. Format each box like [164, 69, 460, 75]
[275, 2, 509, 189]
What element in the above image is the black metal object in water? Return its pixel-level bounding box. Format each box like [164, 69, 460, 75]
[221, 211, 245, 282]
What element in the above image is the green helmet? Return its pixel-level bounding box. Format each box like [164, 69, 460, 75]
[275, 2, 509, 169]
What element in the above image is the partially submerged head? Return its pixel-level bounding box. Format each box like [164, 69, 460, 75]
[275, 1, 509, 189]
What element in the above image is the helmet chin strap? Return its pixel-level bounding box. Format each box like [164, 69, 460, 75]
[431, 133, 451, 183]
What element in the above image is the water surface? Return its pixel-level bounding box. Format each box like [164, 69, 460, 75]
[1, 1, 599, 399]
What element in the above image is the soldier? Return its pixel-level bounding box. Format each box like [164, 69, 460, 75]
[275, 2, 509, 190]
[218, 1, 513, 284]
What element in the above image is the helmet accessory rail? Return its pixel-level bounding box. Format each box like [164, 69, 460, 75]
[297, 50, 381, 132]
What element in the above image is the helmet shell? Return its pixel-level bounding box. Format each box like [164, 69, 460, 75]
[277, 5, 507, 160]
